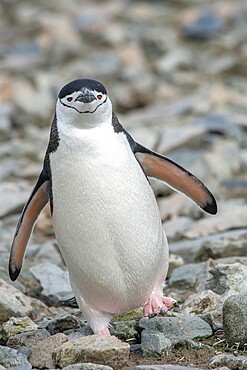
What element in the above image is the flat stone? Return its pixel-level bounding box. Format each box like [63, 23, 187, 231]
[0, 345, 31, 369]
[7, 328, 50, 348]
[0, 280, 33, 324]
[199, 309, 223, 332]
[52, 335, 130, 369]
[30, 262, 73, 304]
[0, 181, 31, 218]
[209, 354, 247, 369]
[39, 311, 84, 335]
[195, 229, 247, 261]
[29, 332, 68, 369]
[156, 125, 206, 154]
[141, 331, 172, 357]
[164, 217, 193, 241]
[183, 9, 225, 39]
[62, 363, 113, 370]
[205, 263, 247, 296]
[139, 315, 212, 340]
[133, 365, 204, 369]
[0, 316, 37, 343]
[168, 262, 207, 291]
[184, 202, 247, 239]
[167, 254, 184, 277]
[182, 290, 221, 315]
[109, 320, 138, 341]
[223, 295, 247, 348]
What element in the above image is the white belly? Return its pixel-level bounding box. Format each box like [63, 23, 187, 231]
[50, 125, 167, 313]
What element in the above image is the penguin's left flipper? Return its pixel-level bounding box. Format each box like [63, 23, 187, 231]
[134, 144, 217, 215]
[9, 170, 50, 281]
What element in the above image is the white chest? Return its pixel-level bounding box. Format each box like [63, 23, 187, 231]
[49, 122, 165, 312]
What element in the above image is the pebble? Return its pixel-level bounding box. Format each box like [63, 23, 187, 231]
[39, 311, 84, 335]
[141, 331, 172, 357]
[0, 316, 37, 343]
[182, 290, 221, 315]
[0, 345, 32, 369]
[62, 363, 113, 370]
[183, 9, 225, 39]
[164, 217, 194, 241]
[139, 315, 212, 340]
[184, 203, 247, 239]
[29, 332, 68, 369]
[223, 295, 247, 348]
[209, 354, 247, 369]
[195, 229, 247, 261]
[168, 262, 207, 290]
[0, 280, 33, 325]
[52, 335, 130, 369]
[29, 262, 73, 304]
[205, 263, 247, 296]
[7, 328, 50, 348]
[109, 320, 138, 341]
[0, 182, 31, 218]
[156, 125, 206, 154]
[132, 365, 204, 369]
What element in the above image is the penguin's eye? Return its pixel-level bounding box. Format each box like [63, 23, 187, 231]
[67, 96, 73, 102]
[97, 95, 102, 100]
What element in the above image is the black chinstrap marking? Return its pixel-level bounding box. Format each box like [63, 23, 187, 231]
[59, 96, 107, 114]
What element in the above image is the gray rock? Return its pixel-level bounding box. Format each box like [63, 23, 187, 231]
[184, 202, 247, 239]
[167, 254, 184, 277]
[222, 177, 247, 199]
[52, 335, 130, 369]
[170, 229, 247, 263]
[0, 280, 33, 324]
[141, 331, 172, 357]
[7, 328, 50, 348]
[205, 263, 247, 296]
[65, 326, 94, 340]
[139, 315, 212, 340]
[62, 363, 113, 370]
[2, 42, 43, 71]
[0, 346, 31, 369]
[183, 9, 225, 39]
[132, 365, 204, 370]
[30, 262, 73, 304]
[195, 113, 243, 141]
[110, 320, 138, 341]
[168, 262, 208, 291]
[39, 311, 84, 335]
[164, 217, 193, 241]
[195, 229, 247, 261]
[223, 295, 247, 348]
[0, 316, 37, 343]
[156, 125, 206, 154]
[0, 181, 31, 218]
[199, 309, 223, 332]
[182, 290, 221, 315]
[209, 354, 247, 369]
[29, 332, 68, 369]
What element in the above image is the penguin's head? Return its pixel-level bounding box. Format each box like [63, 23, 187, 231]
[56, 78, 112, 128]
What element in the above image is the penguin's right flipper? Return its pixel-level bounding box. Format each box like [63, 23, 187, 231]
[9, 170, 50, 281]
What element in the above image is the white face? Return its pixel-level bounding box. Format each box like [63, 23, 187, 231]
[56, 87, 112, 129]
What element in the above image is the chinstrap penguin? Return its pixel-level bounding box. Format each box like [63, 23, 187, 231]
[9, 78, 217, 335]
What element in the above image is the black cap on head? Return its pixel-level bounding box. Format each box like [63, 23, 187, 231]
[59, 79, 107, 99]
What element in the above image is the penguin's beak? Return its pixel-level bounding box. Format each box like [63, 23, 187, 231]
[75, 88, 96, 103]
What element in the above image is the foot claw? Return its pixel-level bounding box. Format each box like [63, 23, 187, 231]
[143, 293, 176, 317]
[160, 307, 166, 316]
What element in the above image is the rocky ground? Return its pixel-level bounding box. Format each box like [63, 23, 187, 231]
[1, 0, 247, 369]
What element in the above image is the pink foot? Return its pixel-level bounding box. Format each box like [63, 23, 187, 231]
[143, 292, 177, 317]
[96, 326, 110, 336]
